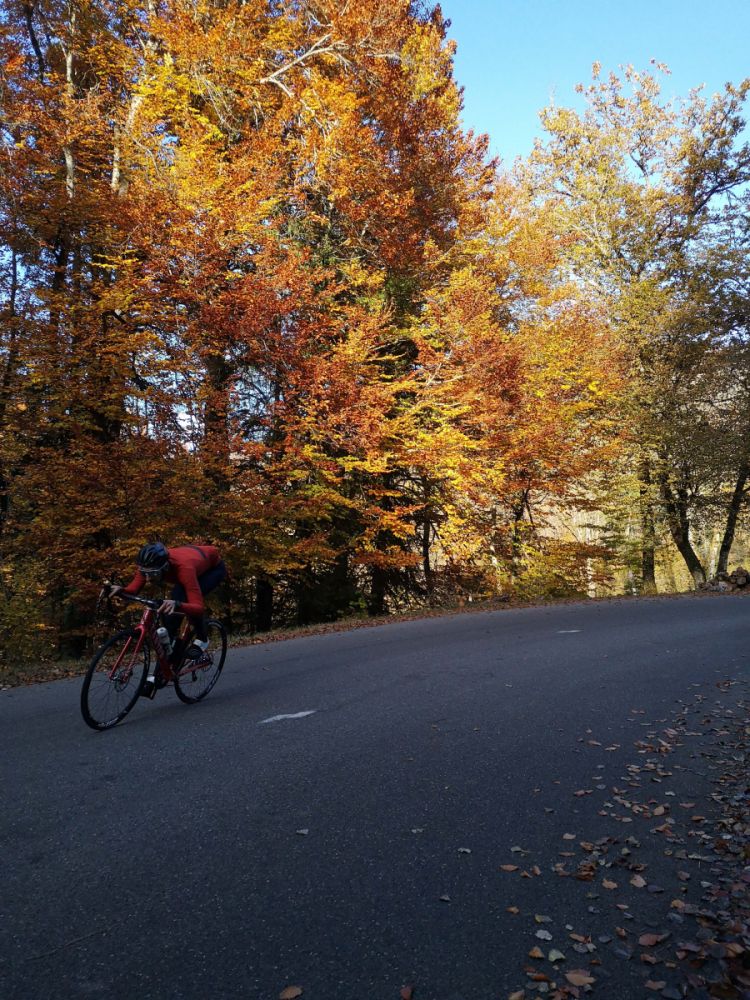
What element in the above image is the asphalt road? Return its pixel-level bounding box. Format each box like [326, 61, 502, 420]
[1, 595, 748, 1000]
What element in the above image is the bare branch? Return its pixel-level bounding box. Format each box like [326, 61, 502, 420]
[259, 34, 349, 90]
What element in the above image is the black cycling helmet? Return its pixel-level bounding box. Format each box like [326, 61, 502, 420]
[137, 542, 169, 574]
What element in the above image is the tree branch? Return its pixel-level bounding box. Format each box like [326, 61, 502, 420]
[259, 34, 349, 90]
[22, 4, 45, 82]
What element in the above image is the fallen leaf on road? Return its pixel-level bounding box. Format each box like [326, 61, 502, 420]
[528, 946, 544, 959]
[535, 930, 553, 941]
[400, 988, 413, 1000]
[295, 829, 309, 836]
[508, 992, 525, 1000]
[457, 847, 471, 854]
[630, 875, 647, 888]
[439, 895, 450, 902]
[644, 981, 666, 991]
[565, 970, 595, 986]
[507, 906, 519, 914]
[534, 914, 552, 923]
[562, 833, 577, 840]
[279, 989, 303, 1000]
[548, 949, 566, 962]
[602, 879, 618, 890]
[500, 865, 519, 872]
[638, 933, 668, 947]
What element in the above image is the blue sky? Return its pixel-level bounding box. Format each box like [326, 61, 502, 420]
[439, 0, 750, 163]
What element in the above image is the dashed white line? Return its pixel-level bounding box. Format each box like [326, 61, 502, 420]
[259, 710, 318, 725]
[558, 630, 582, 634]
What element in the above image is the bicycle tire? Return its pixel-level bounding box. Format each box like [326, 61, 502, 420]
[81, 629, 149, 730]
[173, 619, 227, 704]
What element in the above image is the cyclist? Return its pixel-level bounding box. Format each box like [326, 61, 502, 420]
[111, 542, 227, 658]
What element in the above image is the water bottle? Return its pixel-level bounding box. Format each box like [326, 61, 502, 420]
[155, 626, 172, 657]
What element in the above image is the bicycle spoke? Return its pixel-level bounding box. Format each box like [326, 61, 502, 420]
[81, 631, 148, 730]
[173, 620, 227, 704]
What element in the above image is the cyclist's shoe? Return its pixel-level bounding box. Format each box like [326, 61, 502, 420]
[142, 668, 166, 698]
[185, 640, 209, 661]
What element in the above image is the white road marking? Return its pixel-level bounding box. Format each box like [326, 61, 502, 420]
[259, 710, 317, 725]
[558, 629, 582, 634]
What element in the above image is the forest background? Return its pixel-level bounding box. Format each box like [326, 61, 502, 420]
[1, 0, 749, 666]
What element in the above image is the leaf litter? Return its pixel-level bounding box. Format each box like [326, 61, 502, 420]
[505, 676, 749, 999]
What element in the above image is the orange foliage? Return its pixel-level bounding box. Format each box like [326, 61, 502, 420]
[0, 1, 623, 657]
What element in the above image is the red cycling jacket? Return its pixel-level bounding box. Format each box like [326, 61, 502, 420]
[123, 544, 222, 617]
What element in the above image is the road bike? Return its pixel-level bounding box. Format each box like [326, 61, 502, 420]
[80, 589, 227, 731]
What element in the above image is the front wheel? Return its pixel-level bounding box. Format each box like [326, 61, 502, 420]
[173, 619, 227, 704]
[81, 629, 148, 730]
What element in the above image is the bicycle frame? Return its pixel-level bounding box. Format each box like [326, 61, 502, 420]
[112, 593, 191, 683]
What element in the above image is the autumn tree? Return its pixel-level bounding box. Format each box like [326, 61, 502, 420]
[0, 0, 510, 655]
[528, 65, 750, 589]
[414, 182, 625, 597]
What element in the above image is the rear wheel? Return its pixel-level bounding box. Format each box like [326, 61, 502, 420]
[173, 619, 227, 704]
[81, 629, 148, 731]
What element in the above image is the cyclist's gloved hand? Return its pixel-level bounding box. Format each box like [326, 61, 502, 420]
[159, 599, 179, 616]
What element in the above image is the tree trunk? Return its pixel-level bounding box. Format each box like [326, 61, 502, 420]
[369, 563, 387, 617]
[203, 352, 232, 489]
[368, 473, 395, 616]
[255, 577, 273, 632]
[638, 458, 657, 593]
[659, 473, 706, 587]
[0, 248, 19, 538]
[418, 476, 435, 592]
[421, 519, 433, 591]
[509, 489, 530, 579]
[716, 462, 749, 575]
